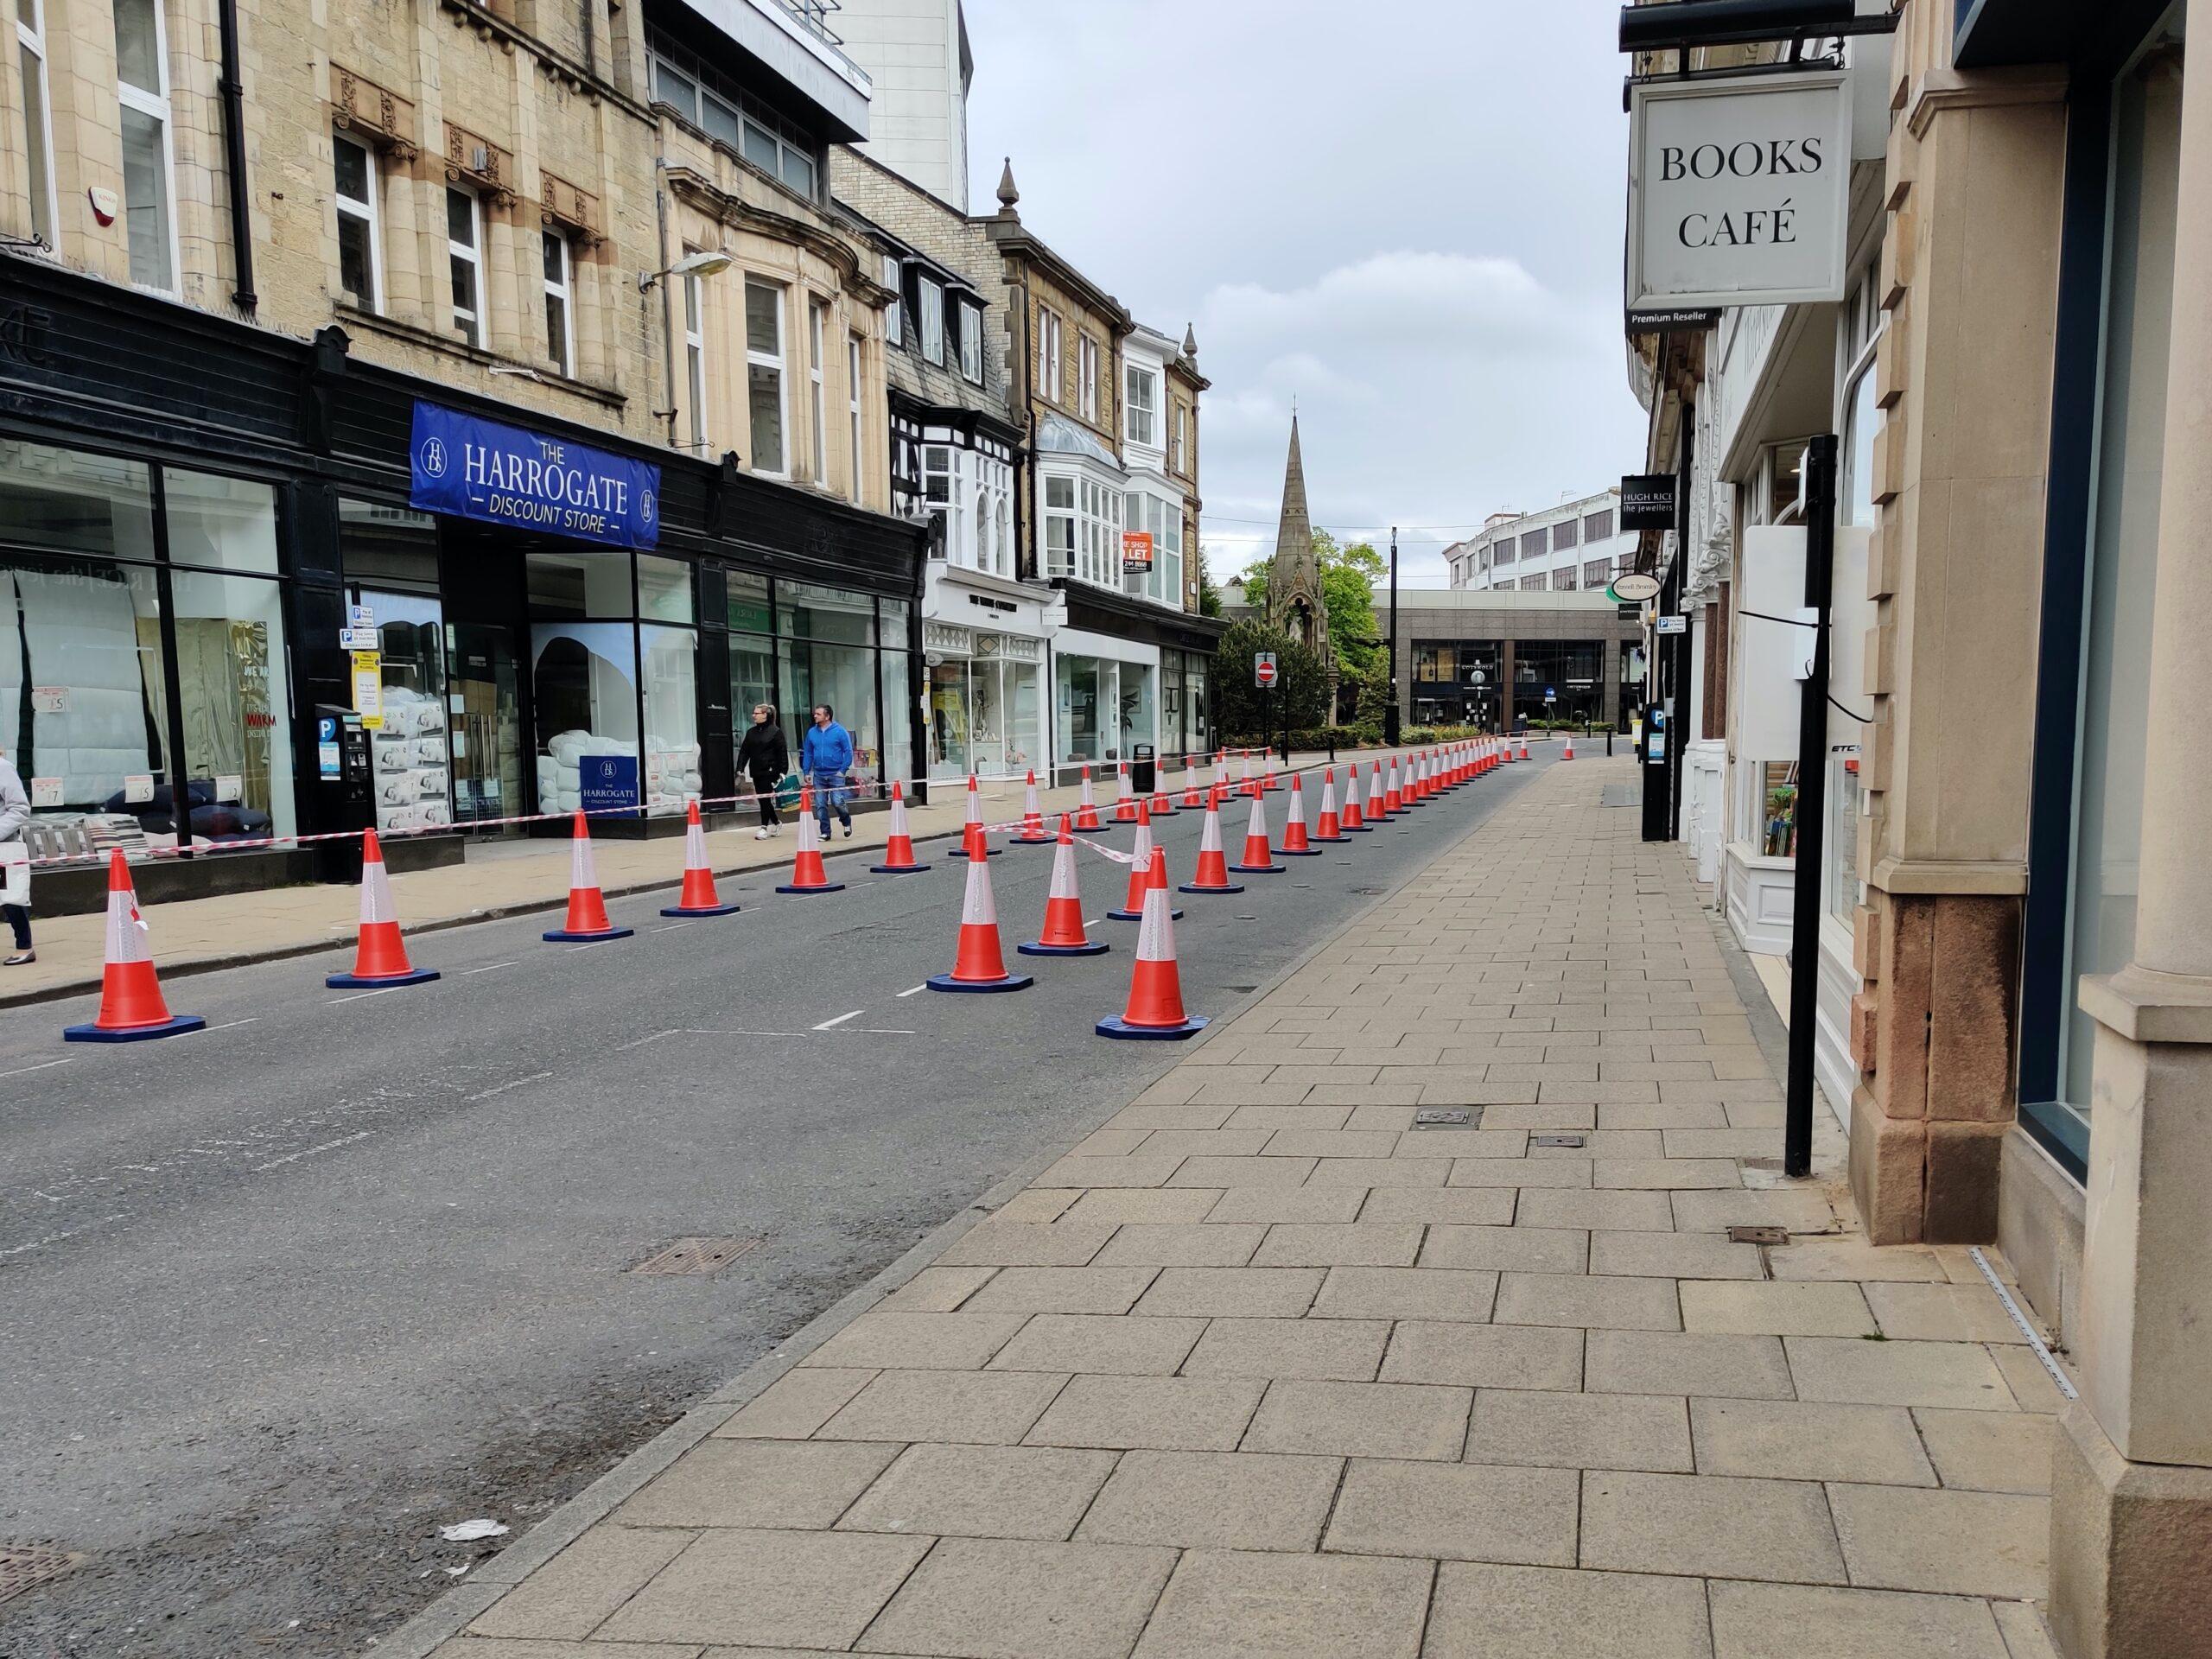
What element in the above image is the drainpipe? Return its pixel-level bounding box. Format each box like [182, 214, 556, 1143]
[653, 159, 677, 447]
[217, 0, 257, 311]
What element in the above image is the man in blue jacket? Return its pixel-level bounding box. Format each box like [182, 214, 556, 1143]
[800, 703, 855, 838]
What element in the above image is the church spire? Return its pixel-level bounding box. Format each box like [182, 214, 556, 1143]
[1266, 414, 1327, 656]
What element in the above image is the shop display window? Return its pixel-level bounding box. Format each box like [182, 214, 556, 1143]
[531, 622, 640, 815]
[1057, 654, 1101, 768]
[780, 637, 880, 787]
[0, 440, 156, 560]
[168, 568, 296, 844]
[880, 647, 913, 784]
[359, 592, 450, 836]
[163, 469, 279, 574]
[528, 548, 635, 618]
[637, 555, 695, 624]
[640, 624, 702, 811]
[929, 658, 969, 779]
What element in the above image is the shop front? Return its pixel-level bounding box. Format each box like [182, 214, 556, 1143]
[924, 621, 1046, 782]
[1048, 583, 1224, 785]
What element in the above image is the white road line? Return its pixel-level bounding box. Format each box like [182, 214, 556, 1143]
[0, 1212, 128, 1258]
[461, 961, 516, 976]
[652, 921, 695, 933]
[254, 1130, 373, 1173]
[813, 1009, 863, 1031]
[853, 1028, 917, 1036]
[895, 983, 929, 998]
[0, 1058, 73, 1079]
[465, 1071, 552, 1103]
[203, 1018, 259, 1032]
[613, 1029, 680, 1053]
[327, 986, 403, 1005]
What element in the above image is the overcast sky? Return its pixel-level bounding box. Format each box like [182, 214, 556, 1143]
[959, 0, 1648, 588]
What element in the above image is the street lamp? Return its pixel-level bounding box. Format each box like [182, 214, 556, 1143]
[639, 248, 734, 293]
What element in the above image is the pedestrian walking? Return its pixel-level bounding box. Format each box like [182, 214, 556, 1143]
[802, 703, 855, 840]
[0, 750, 33, 965]
[736, 702, 789, 840]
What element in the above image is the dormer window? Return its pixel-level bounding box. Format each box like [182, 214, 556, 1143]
[918, 274, 945, 365]
[883, 254, 903, 345]
[957, 298, 983, 384]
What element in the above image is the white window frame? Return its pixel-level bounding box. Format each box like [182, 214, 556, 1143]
[847, 333, 864, 506]
[958, 298, 983, 384]
[745, 277, 788, 478]
[808, 296, 828, 485]
[918, 273, 945, 365]
[15, 0, 58, 250]
[1044, 473, 1076, 577]
[883, 254, 903, 345]
[447, 185, 484, 347]
[1078, 334, 1098, 422]
[1126, 365, 1157, 447]
[683, 269, 708, 450]
[1039, 307, 1062, 404]
[332, 130, 381, 313]
[113, 0, 180, 294]
[542, 228, 575, 377]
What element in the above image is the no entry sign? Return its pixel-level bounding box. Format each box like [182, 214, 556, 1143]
[1254, 652, 1278, 689]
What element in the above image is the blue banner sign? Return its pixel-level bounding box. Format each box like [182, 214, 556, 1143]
[410, 401, 660, 549]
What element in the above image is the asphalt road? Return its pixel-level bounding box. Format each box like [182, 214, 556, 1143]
[0, 754, 1550, 1656]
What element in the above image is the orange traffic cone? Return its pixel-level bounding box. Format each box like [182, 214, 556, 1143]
[1213, 751, 1230, 794]
[544, 811, 635, 941]
[1314, 768, 1348, 842]
[1147, 769, 1177, 817]
[1074, 765, 1105, 833]
[1179, 787, 1245, 895]
[1561, 733, 1575, 760]
[1239, 748, 1256, 797]
[1097, 849, 1208, 1040]
[64, 851, 206, 1041]
[926, 845, 1033, 993]
[1365, 760, 1387, 823]
[327, 829, 442, 984]
[1180, 756, 1206, 810]
[1262, 751, 1281, 791]
[776, 786, 845, 894]
[1109, 804, 1182, 922]
[870, 779, 932, 874]
[1280, 772, 1321, 855]
[949, 772, 999, 860]
[1382, 759, 1406, 815]
[1112, 761, 1138, 823]
[1341, 765, 1369, 831]
[1020, 815, 1109, 957]
[1519, 734, 1531, 761]
[1230, 789, 1286, 874]
[659, 799, 742, 916]
[1010, 770, 1055, 844]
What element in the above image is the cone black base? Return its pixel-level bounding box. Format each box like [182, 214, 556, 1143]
[1230, 861, 1287, 874]
[659, 901, 741, 916]
[926, 970, 1034, 993]
[945, 847, 1002, 858]
[868, 862, 931, 875]
[1008, 833, 1056, 845]
[543, 925, 636, 942]
[1072, 824, 1111, 835]
[1018, 938, 1109, 957]
[774, 880, 845, 895]
[1313, 834, 1351, 844]
[327, 967, 442, 988]
[1096, 1013, 1209, 1040]
[64, 1013, 207, 1043]
[1280, 847, 1325, 857]
[1344, 823, 1376, 833]
[1179, 880, 1245, 895]
[1106, 905, 1181, 922]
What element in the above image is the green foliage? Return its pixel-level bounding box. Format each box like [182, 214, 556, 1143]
[1344, 649, 1393, 727]
[1214, 618, 1326, 739]
[1236, 531, 1383, 673]
[1195, 545, 1224, 619]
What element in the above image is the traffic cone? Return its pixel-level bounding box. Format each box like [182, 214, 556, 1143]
[1561, 733, 1575, 760]
[544, 811, 635, 941]
[1213, 750, 1230, 793]
[925, 846, 1033, 993]
[1073, 765, 1105, 833]
[1280, 772, 1321, 855]
[1341, 766, 1369, 831]
[1020, 815, 1109, 957]
[1519, 734, 1531, 761]
[1108, 804, 1178, 920]
[1365, 760, 1387, 823]
[1147, 769, 1177, 817]
[1179, 788, 1245, 895]
[1238, 748, 1255, 797]
[1112, 761, 1138, 823]
[870, 779, 932, 874]
[1314, 768, 1348, 842]
[1230, 788, 1286, 874]
[1009, 770, 1055, 845]
[63, 852, 206, 1041]
[1096, 849, 1208, 1040]
[327, 830, 442, 984]
[1382, 759, 1405, 815]
[1180, 756, 1206, 810]
[1262, 751, 1281, 792]
[948, 772, 999, 859]
[775, 787, 845, 894]
[658, 799, 743, 916]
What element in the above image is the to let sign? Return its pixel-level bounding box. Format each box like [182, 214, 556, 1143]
[1122, 530, 1154, 574]
[1626, 71, 1852, 311]
[1254, 652, 1278, 689]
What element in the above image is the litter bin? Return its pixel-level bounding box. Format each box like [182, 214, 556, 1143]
[1130, 743, 1156, 795]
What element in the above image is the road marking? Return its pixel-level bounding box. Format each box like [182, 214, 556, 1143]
[896, 983, 929, 998]
[853, 1028, 916, 1036]
[327, 986, 403, 1005]
[203, 1018, 259, 1032]
[813, 1009, 863, 1031]
[461, 962, 515, 975]
[683, 1027, 803, 1038]
[0, 1058, 73, 1079]
[613, 1029, 679, 1052]
[0, 1212, 128, 1258]
[466, 1071, 552, 1103]
[652, 921, 694, 933]
[255, 1130, 373, 1173]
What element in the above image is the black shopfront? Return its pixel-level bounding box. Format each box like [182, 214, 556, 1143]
[0, 259, 923, 902]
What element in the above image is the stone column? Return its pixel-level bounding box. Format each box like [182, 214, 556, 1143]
[2048, 31, 2212, 1659]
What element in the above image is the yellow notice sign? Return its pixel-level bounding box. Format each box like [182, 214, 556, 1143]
[351, 650, 385, 730]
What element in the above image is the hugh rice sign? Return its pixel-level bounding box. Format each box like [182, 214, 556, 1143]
[1626, 71, 1852, 311]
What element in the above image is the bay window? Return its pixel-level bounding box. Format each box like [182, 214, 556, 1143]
[1045, 475, 1075, 577]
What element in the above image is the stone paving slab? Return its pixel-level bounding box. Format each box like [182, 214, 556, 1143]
[435, 758, 2066, 1659]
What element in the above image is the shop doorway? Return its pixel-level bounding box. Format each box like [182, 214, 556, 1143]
[448, 622, 524, 834]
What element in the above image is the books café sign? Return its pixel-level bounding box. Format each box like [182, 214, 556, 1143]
[1626, 71, 1852, 314]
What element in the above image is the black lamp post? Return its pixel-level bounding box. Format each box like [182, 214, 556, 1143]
[1382, 527, 1402, 747]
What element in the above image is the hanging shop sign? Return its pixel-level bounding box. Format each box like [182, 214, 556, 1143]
[1620, 475, 1678, 531]
[1626, 70, 1852, 311]
[410, 401, 661, 550]
[1611, 570, 1663, 603]
[1122, 531, 1154, 575]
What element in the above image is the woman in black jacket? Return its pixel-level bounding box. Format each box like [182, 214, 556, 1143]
[736, 703, 789, 838]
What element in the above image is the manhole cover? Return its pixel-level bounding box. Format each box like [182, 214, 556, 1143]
[0, 1545, 78, 1605]
[1727, 1225, 1789, 1245]
[1413, 1109, 1471, 1128]
[1531, 1134, 1586, 1149]
[629, 1237, 761, 1275]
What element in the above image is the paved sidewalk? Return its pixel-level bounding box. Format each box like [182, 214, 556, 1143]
[0, 748, 1371, 1008]
[408, 753, 2065, 1659]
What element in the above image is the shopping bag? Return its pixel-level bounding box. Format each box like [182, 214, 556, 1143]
[774, 772, 803, 810]
[0, 842, 29, 908]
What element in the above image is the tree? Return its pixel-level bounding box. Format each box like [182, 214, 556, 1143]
[1236, 531, 1382, 674]
[1195, 545, 1224, 618]
[1214, 618, 1325, 741]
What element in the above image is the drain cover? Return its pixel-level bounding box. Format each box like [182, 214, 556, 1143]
[0, 1545, 77, 1605]
[630, 1236, 761, 1275]
[1727, 1225, 1789, 1245]
[1413, 1109, 1471, 1128]
[1530, 1134, 1586, 1149]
